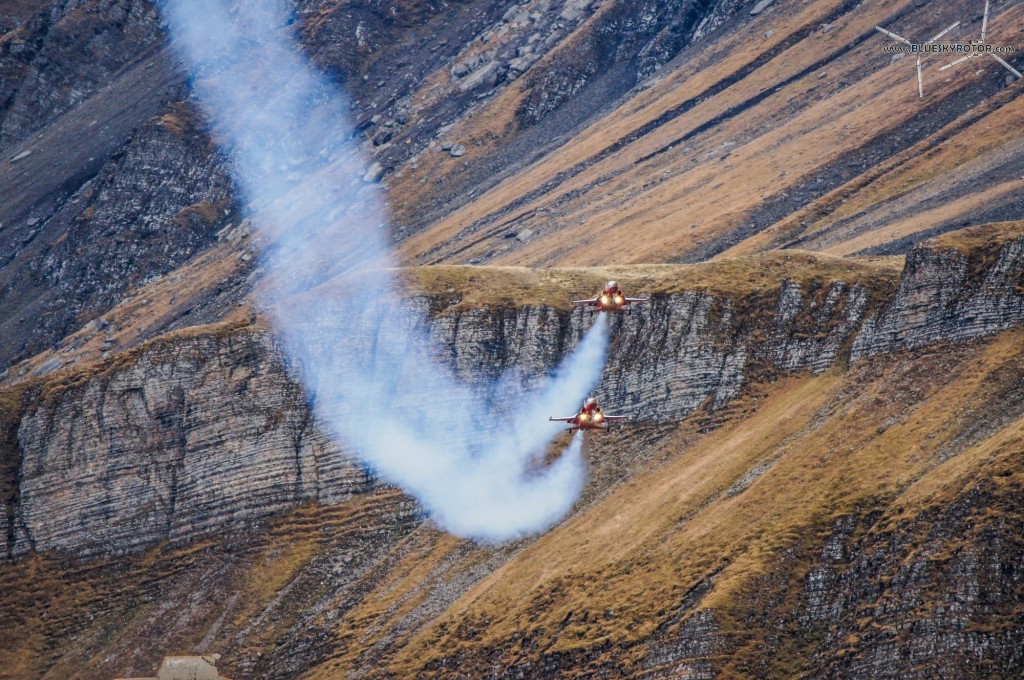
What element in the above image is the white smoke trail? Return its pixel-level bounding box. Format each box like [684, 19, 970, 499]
[160, 0, 610, 541]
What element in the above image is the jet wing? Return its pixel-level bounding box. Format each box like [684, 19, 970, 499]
[623, 297, 649, 303]
[549, 416, 579, 422]
[572, 298, 599, 306]
[603, 415, 627, 421]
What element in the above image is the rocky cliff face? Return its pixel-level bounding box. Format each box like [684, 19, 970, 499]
[5, 325, 370, 560]
[643, 466, 1024, 680]
[805, 484, 1024, 678]
[1, 236, 1022, 678]
[1, 259, 872, 560]
[5, 234, 1024, 564]
[852, 237, 1024, 361]
[428, 277, 870, 419]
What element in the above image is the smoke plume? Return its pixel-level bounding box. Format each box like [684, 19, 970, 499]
[161, 0, 610, 541]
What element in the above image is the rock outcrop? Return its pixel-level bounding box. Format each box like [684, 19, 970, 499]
[852, 237, 1024, 361]
[806, 489, 1024, 678]
[7, 327, 370, 560]
[0, 0, 163, 150]
[6, 235, 1024, 562]
[116, 655, 228, 680]
[0, 103, 234, 368]
[1, 272, 868, 559]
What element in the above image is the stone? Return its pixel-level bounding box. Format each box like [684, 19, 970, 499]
[457, 61, 502, 92]
[560, 0, 592, 21]
[113, 654, 228, 680]
[7, 330, 370, 559]
[362, 162, 384, 183]
[510, 55, 535, 73]
[851, 238, 1024, 361]
[449, 144, 466, 157]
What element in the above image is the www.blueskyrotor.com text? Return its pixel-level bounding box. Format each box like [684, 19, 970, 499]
[884, 43, 1016, 54]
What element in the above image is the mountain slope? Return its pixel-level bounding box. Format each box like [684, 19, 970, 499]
[1, 227, 1023, 678]
[1, 0, 1024, 678]
[3, 0, 1023, 375]
[394, 0, 1024, 266]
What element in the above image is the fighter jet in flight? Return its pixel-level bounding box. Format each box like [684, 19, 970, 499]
[573, 281, 649, 314]
[549, 397, 626, 433]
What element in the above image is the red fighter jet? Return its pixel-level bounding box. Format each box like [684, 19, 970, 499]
[549, 397, 627, 433]
[573, 281, 648, 314]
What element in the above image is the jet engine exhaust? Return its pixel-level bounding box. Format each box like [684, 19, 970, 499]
[160, 0, 611, 541]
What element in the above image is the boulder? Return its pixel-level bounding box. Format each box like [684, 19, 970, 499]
[362, 162, 384, 183]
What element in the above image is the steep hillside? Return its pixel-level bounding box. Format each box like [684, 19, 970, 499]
[0, 0, 758, 370]
[1, 227, 1023, 678]
[2, 0, 1024, 678]
[3, 0, 1023, 375]
[395, 0, 1024, 266]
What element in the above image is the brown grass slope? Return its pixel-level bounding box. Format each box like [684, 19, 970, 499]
[0, 229, 1022, 677]
[3, 320, 1021, 677]
[393, 0, 1024, 267]
[312, 331, 1024, 677]
[0, 490, 420, 680]
[2, 335, 1015, 680]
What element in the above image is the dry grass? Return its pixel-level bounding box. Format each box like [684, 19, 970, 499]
[392, 0, 1006, 268]
[2, 326, 1021, 678]
[3, 237, 252, 390]
[171, 201, 229, 228]
[401, 250, 900, 311]
[154, 101, 203, 138]
[354, 329, 1024, 675]
[4, 0, 1024, 675]
[821, 181, 1024, 257]
[0, 0, 49, 44]
[927, 220, 1024, 254]
[397, 0, 863, 256]
[730, 81, 1024, 258]
[0, 490, 414, 679]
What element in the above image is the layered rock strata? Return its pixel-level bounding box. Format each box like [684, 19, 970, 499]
[3, 237, 1024, 561]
